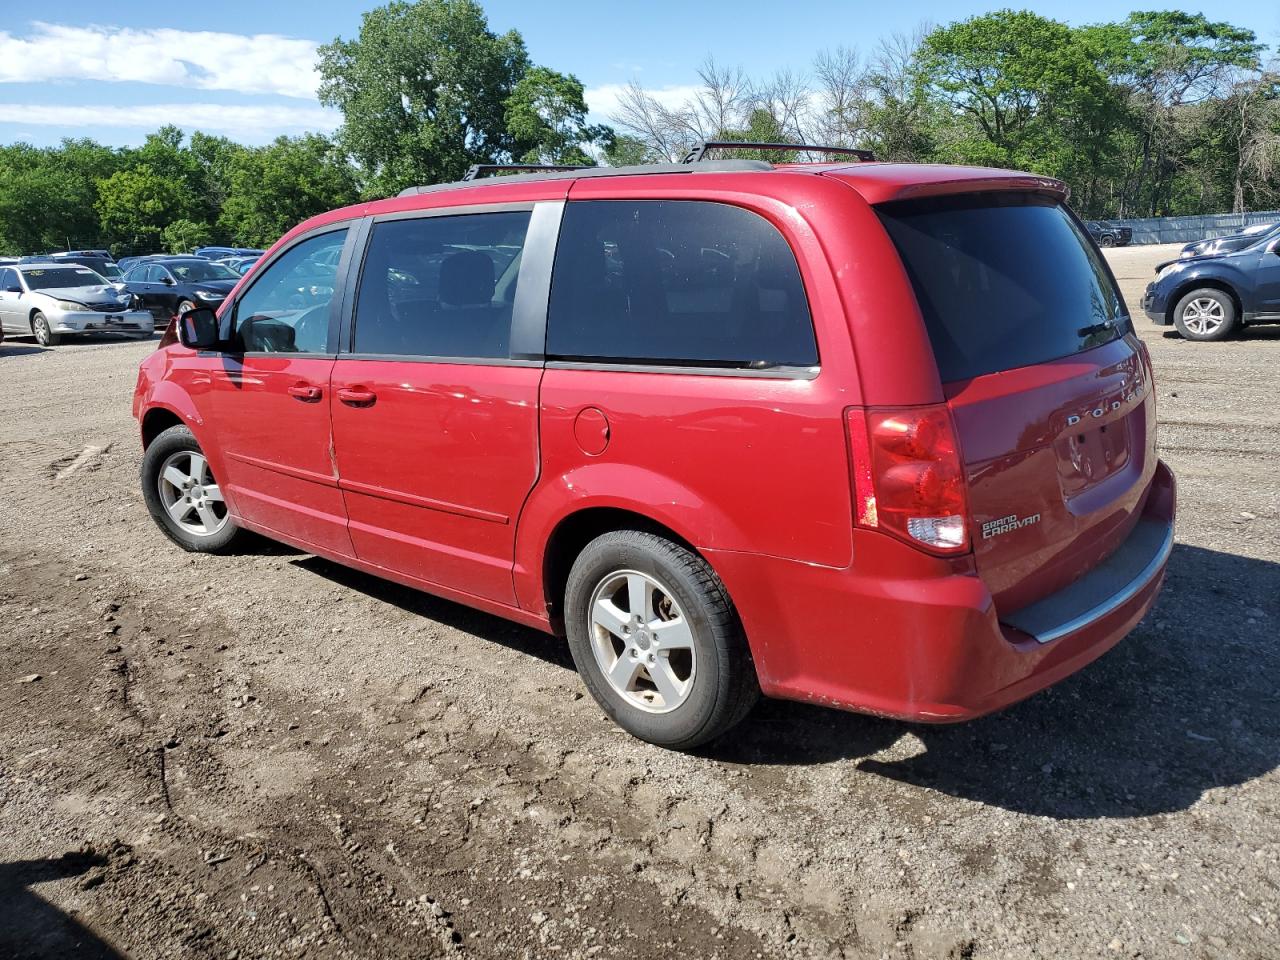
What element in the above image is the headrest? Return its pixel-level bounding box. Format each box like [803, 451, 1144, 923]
[439, 250, 495, 306]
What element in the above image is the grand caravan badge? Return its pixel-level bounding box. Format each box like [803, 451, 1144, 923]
[981, 513, 1041, 539]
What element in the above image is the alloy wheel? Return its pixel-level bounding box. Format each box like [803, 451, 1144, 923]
[157, 450, 227, 536]
[588, 570, 696, 714]
[1182, 297, 1225, 336]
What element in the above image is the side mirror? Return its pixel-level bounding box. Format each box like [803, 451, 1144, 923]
[161, 276, 175, 286]
[3, 284, 21, 294]
[178, 307, 220, 350]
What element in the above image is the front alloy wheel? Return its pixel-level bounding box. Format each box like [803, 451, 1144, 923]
[157, 450, 227, 537]
[141, 424, 242, 552]
[1173, 287, 1237, 342]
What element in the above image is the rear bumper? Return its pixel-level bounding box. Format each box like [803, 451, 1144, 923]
[709, 459, 1176, 723]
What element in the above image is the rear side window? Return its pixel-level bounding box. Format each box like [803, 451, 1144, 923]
[877, 194, 1126, 382]
[547, 200, 817, 368]
[353, 211, 531, 359]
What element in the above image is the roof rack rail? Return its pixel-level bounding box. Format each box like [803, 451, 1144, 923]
[462, 162, 596, 181]
[682, 141, 875, 164]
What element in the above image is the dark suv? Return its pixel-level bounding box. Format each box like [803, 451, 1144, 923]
[134, 150, 1175, 749]
[1144, 223, 1280, 340]
[1085, 220, 1133, 247]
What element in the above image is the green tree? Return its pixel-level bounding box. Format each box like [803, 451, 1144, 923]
[162, 218, 212, 254]
[318, 0, 532, 195]
[219, 135, 360, 247]
[96, 164, 201, 250]
[506, 66, 611, 164]
[1081, 11, 1263, 215]
[915, 11, 1121, 178]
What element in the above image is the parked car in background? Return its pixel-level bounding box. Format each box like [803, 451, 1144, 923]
[0, 262, 150, 345]
[1085, 220, 1133, 247]
[1145, 222, 1280, 339]
[135, 152, 1174, 749]
[121, 257, 240, 326]
[217, 255, 262, 276]
[194, 246, 265, 261]
[1180, 221, 1276, 259]
[117, 254, 172, 273]
[44, 251, 124, 280]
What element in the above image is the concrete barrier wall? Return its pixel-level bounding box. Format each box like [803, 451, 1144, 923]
[1110, 211, 1280, 245]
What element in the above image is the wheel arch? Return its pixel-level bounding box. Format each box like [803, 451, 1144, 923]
[538, 505, 718, 636]
[141, 406, 186, 449]
[1166, 278, 1243, 325]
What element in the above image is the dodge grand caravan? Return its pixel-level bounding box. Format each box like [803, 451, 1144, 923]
[133, 146, 1176, 749]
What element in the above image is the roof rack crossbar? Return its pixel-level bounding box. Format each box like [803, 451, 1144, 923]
[462, 162, 596, 181]
[682, 141, 875, 164]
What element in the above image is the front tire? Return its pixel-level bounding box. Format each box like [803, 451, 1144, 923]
[564, 530, 758, 749]
[31, 312, 61, 346]
[176, 299, 196, 316]
[1099, 234, 1116, 247]
[141, 425, 241, 552]
[1173, 287, 1237, 341]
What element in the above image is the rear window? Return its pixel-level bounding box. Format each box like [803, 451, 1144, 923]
[547, 200, 817, 369]
[877, 194, 1127, 383]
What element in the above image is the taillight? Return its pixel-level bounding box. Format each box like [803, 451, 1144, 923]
[846, 404, 970, 554]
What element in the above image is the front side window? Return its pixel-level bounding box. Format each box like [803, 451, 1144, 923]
[352, 210, 532, 359]
[546, 200, 818, 369]
[0, 268, 18, 290]
[231, 229, 348, 354]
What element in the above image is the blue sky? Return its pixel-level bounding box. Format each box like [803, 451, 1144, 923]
[2, 0, 1277, 148]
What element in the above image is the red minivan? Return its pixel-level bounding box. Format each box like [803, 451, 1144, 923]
[133, 148, 1175, 749]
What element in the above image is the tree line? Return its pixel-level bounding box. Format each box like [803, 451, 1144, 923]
[1, 3, 1276, 257]
[611, 10, 1280, 218]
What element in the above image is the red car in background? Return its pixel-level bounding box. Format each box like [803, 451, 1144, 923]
[133, 146, 1175, 749]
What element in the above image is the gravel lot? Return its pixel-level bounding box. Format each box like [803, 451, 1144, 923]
[1, 243, 1277, 960]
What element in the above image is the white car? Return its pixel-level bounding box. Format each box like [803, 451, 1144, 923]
[0, 262, 152, 346]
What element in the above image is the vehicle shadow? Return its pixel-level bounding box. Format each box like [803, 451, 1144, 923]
[0, 851, 123, 959]
[288, 542, 1276, 820]
[1160, 326, 1280, 341]
[709, 542, 1280, 819]
[293, 555, 576, 671]
[0, 343, 48, 357]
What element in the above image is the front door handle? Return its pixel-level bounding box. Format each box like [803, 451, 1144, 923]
[288, 383, 323, 402]
[337, 386, 377, 407]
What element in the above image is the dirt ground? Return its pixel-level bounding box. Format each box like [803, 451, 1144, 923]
[1, 243, 1277, 960]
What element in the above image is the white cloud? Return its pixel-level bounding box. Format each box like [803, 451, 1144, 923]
[0, 22, 321, 99]
[585, 83, 704, 122]
[0, 103, 339, 141]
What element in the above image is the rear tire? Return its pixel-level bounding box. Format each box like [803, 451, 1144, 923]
[1173, 287, 1237, 341]
[564, 530, 759, 750]
[141, 424, 242, 553]
[31, 312, 60, 346]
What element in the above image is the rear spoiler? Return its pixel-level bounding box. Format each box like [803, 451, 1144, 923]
[822, 166, 1068, 205]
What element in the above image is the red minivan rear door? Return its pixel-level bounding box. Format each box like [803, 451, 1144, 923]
[875, 192, 1158, 613]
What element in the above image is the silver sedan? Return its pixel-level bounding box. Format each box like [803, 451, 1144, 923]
[0, 262, 153, 346]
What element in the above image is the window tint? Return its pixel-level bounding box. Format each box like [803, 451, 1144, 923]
[146, 264, 168, 283]
[546, 200, 817, 368]
[877, 194, 1127, 383]
[232, 229, 347, 354]
[353, 211, 531, 359]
